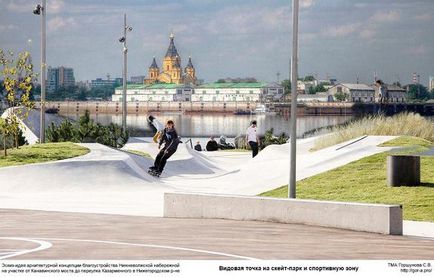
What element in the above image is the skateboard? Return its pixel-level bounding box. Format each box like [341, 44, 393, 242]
[147, 168, 161, 177]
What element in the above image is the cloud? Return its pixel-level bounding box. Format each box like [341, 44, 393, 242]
[0, 24, 18, 33]
[359, 28, 376, 39]
[300, 0, 315, 9]
[414, 13, 433, 21]
[47, 16, 77, 32]
[5, 0, 64, 13]
[370, 10, 401, 23]
[323, 23, 360, 38]
[405, 45, 427, 55]
[49, 0, 65, 14]
[205, 5, 289, 36]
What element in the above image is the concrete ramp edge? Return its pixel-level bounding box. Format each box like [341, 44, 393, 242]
[164, 192, 403, 235]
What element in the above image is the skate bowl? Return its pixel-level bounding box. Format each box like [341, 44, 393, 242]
[164, 192, 403, 235]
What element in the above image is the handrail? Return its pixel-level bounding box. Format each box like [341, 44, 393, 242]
[185, 138, 193, 149]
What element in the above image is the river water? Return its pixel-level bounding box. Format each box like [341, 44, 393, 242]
[66, 113, 354, 138]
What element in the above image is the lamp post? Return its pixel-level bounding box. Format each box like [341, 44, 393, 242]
[33, 0, 46, 143]
[119, 14, 132, 133]
[289, 0, 299, 198]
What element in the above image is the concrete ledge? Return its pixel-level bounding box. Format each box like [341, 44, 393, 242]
[164, 193, 403, 235]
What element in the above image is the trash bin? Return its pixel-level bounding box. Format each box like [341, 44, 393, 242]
[387, 155, 420, 187]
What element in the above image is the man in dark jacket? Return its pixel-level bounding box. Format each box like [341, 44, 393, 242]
[206, 137, 219, 151]
[149, 120, 180, 176]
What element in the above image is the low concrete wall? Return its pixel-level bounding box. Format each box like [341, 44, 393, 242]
[164, 192, 403, 235]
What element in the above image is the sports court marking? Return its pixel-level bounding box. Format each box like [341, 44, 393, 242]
[0, 237, 52, 260]
[0, 237, 258, 260]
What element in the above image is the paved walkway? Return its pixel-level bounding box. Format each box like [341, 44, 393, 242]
[1, 209, 433, 260]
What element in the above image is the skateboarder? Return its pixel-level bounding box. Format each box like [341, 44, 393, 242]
[148, 120, 180, 177]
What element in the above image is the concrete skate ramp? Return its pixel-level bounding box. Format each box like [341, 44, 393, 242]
[1, 108, 68, 144]
[0, 143, 170, 216]
[0, 135, 397, 217]
[162, 136, 396, 195]
[123, 140, 227, 177]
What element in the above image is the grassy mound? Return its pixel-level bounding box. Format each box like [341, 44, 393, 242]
[261, 136, 434, 222]
[313, 113, 434, 151]
[0, 142, 89, 167]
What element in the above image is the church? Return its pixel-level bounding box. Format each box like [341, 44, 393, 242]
[144, 33, 197, 85]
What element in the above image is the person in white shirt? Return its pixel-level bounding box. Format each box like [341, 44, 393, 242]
[246, 120, 259, 158]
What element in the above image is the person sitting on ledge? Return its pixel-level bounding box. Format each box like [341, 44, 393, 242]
[194, 141, 202, 151]
[206, 137, 219, 151]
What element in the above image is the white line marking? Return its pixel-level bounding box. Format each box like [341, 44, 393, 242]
[0, 237, 52, 260]
[31, 237, 259, 260]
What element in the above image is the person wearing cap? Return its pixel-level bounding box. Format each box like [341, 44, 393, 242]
[246, 120, 259, 158]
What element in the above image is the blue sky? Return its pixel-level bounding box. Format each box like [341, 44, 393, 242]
[0, 0, 433, 85]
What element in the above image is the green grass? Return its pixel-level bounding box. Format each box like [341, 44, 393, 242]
[313, 113, 434, 150]
[260, 136, 434, 222]
[0, 142, 90, 167]
[124, 149, 152, 159]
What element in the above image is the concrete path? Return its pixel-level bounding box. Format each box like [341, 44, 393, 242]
[1, 209, 433, 260]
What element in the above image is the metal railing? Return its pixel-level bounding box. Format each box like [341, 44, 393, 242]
[184, 138, 193, 149]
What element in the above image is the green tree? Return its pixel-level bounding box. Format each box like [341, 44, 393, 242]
[334, 91, 348, 102]
[0, 49, 35, 154]
[407, 84, 430, 101]
[281, 79, 291, 94]
[304, 75, 315, 82]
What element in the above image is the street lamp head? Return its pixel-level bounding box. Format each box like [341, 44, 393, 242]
[119, 37, 126, 43]
[33, 4, 42, 15]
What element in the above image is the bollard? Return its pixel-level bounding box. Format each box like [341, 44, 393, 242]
[387, 155, 420, 187]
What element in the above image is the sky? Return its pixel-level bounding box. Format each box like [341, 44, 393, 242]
[0, 0, 433, 85]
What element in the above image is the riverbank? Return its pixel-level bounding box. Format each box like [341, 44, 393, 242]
[34, 101, 434, 117]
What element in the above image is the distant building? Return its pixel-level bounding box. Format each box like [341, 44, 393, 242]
[328, 83, 407, 103]
[374, 84, 406, 103]
[130, 76, 146, 84]
[76, 80, 91, 90]
[144, 33, 197, 85]
[91, 77, 122, 88]
[111, 82, 283, 102]
[297, 93, 331, 103]
[193, 82, 283, 102]
[112, 83, 193, 102]
[429, 76, 434, 92]
[47, 66, 75, 92]
[328, 83, 375, 102]
[297, 80, 316, 94]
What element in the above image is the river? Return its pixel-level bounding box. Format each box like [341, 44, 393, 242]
[66, 113, 354, 138]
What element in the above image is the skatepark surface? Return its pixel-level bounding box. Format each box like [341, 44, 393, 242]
[0, 135, 433, 250]
[0, 135, 396, 216]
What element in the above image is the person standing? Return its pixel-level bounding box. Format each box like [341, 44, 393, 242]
[376, 80, 388, 114]
[246, 120, 259, 158]
[149, 120, 180, 176]
[148, 115, 164, 143]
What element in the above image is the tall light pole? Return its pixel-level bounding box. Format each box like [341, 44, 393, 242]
[119, 14, 132, 133]
[289, 0, 299, 199]
[33, 0, 46, 143]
